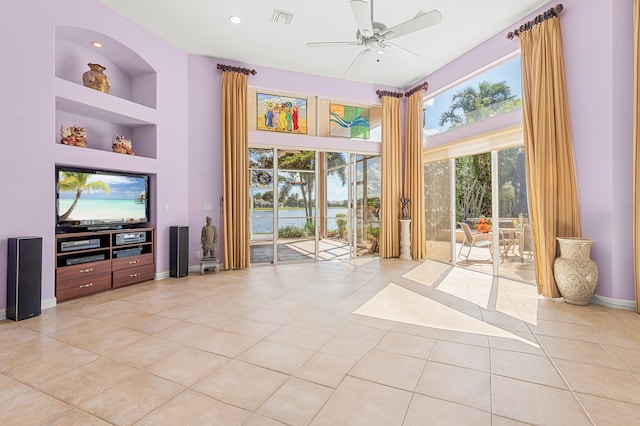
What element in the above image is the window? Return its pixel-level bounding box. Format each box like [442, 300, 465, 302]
[423, 55, 522, 137]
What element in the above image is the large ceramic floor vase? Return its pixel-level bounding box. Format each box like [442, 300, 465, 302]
[553, 237, 598, 305]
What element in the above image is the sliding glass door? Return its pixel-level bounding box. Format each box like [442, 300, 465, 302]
[424, 159, 453, 263]
[424, 145, 536, 284]
[353, 154, 380, 257]
[276, 150, 316, 262]
[250, 148, 379, 264]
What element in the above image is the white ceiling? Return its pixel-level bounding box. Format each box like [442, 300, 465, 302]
[98, 0, 551, 88]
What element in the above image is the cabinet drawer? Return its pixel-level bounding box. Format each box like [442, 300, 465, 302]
[56, 260, 111, 282]
[56, 273, 112, 302]
[112, 253, 153, 271]
[112, 263, 154, 288]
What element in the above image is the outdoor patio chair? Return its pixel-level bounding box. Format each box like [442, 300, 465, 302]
[457, 222, 493, 261]
[518, 223, 534, 260]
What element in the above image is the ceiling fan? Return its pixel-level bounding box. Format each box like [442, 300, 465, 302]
[306, 0, 442, 73]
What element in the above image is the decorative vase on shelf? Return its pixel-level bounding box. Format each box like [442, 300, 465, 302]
[553, 237, 598, 305]
[82, 63, 110, 93]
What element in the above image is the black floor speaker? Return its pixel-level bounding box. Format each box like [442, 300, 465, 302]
[170, 226, 189, 278]
[7, 236, 42, 321]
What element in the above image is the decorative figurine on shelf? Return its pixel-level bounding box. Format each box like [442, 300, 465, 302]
[200, 216, 220, 274]
[112, 135, 135, 155]
[82, 63, 110, 93]
[60, 125, 87, 147]
[401, 197, 411, 220]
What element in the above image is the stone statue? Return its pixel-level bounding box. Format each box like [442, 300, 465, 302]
[201, 216, 217, 259]
[401, 197, 411, 219]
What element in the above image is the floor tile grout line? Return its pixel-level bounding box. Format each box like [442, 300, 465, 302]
[525, 321, 597, 425]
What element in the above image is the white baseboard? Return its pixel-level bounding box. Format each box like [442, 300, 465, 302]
[155, 271, 170, 280]
[42, 297, 57, 310]
[0, 309, 5, 320]
[592, 294, 637, 311]
[155, 266, 203, 280]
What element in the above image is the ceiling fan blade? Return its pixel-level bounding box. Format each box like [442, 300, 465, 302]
[385, 41, 418, 57]
[349, 0, 373, 37]
[306, 41, 360, 48]
[345, 47, 372, 74]
[384, 10, 442, 40]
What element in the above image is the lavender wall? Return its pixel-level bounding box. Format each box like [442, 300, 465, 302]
[186, 56, 394, 267]
[1, 0, 635, 312]
[423, 0, 635, 305]
[0, 0, 189, 311]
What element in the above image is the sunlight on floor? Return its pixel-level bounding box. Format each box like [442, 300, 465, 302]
[436, 267, 494, 308]
[495, 279, 540, 325]
[353, 283, 539, 347]
[401, 260, 452, 286]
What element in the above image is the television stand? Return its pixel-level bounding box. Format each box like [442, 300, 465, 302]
[55, 228, 155, 302]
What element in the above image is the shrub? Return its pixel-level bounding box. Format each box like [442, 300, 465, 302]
[335, 213, 347, 238]
[278, 225, 307, 238]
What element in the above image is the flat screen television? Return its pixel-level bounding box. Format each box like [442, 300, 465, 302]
[56, 166, 150, 232]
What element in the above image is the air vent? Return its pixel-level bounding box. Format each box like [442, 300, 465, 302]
[271, 9, 294, 25]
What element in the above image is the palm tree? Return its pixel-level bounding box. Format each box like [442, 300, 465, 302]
[277, 151, 347, 228]
[57, 172, 110, 222]
[439, 80, 521, 129]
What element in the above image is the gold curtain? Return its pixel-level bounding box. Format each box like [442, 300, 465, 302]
[634, 0, 640, 312]
[379, 95, 402, 258]
[520, 17, 581, 298]
[404, 90, 426, 260]
[221, 71, 250, 269]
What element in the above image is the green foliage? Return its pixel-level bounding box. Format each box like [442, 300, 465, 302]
[335, 212, 347, 238]
[284, 193, 302, 207]
[367, 225, 379, 240]
[439, 80, 522, 129]
[278, 225, 308, 238]
[455, 153, 492, 222]
[260, 191, 273, 204]
[304, 220, 316, 236]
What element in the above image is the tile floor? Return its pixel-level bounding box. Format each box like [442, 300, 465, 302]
[2, 258, 640, 425]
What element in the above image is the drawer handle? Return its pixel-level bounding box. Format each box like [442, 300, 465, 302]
[129, 273, 141, 278]
[128, 260, 140, 264]
[80, 268, 94, 273]
[79, 283, 94, 288]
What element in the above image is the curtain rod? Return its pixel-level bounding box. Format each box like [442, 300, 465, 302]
[404, 82, 428, 97]
[506, 4, 564, 39]
[376, 90, 404, 99]
[217, 63, 257, 75]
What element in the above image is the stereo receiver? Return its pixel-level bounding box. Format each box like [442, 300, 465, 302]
[115, 232, 146, 245]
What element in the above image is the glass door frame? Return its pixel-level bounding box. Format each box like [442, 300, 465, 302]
[250, 147, 380, 264]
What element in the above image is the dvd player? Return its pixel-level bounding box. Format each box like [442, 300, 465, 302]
[66, 253, 105, 265]
[60, 238, 101, 252]
[113, 247, 143, 258]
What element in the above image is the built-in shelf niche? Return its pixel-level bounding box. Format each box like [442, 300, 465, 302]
[54, 25, 158, 160]
[55, 26, 157, 107]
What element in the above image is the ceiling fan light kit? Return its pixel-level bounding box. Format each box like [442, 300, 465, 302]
[306, 0, 441, 73]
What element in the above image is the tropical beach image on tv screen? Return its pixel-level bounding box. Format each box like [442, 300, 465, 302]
[57, 170, 148, 225]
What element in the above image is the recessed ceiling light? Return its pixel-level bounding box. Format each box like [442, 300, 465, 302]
[91, 41, 103, 48]
[229, 16, 241, 24]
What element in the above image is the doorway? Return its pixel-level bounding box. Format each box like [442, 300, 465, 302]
[424, 145, 536, 284]
[249, 148, 380, 264]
